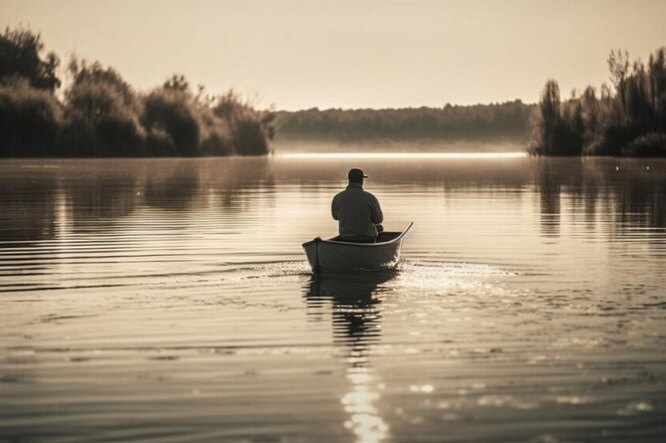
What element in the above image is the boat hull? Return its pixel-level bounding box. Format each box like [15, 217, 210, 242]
[302, 223, 413, 274]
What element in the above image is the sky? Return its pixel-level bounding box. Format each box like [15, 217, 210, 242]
[1, 0, 666, 110]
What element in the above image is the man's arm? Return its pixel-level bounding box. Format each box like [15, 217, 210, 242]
[370, 194, 383, 224]
[331, 194, 339, 220]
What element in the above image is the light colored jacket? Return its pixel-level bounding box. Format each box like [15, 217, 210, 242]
[331, 182, 383, 239]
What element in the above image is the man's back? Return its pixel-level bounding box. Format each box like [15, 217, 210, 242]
[332, 182, 383, 241]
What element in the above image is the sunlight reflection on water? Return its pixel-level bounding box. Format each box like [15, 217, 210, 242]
[342, 366, 389, 443]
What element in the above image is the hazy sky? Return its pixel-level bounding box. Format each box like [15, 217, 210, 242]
[2, 0, 665, 110]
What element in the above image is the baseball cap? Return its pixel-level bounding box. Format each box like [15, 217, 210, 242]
[348, 168, 368, 181]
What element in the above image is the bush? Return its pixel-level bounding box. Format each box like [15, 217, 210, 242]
[214, 90, 275, 155]
[233, 113, 270, 155]
[0, 77, 62, 157]
[198, 106, 233, 156]
[62, 61, 145, 156]
[621, 132, 666, 156]
[0, 27, 274, 158]
[142, 88, 200, 156]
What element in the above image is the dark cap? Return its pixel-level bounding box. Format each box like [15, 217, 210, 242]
[348, 168, 368, 182]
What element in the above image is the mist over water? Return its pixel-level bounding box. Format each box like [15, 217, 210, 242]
[1, 152, 665, 441]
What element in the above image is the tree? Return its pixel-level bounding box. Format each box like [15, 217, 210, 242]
[608, 49, 629, 113]
[143, 88, 200, 156]
[163, 74, 190, 93]
[530, 80, 562, 155]
[0, 27, 60, 91]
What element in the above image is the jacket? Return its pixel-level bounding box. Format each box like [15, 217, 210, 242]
[331, 182, 383, 239]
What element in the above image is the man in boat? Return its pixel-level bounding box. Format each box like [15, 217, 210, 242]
[331, 168, 384, 243]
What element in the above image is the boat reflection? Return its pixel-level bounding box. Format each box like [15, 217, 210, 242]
[305, 270, 398, 443]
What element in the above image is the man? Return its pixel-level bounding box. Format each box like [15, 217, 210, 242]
[331, 168, 384, 242]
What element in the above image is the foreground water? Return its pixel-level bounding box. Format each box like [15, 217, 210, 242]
[1, 154, 665, 441]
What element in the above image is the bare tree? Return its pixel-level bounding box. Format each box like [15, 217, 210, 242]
[608, 49, 630, 113]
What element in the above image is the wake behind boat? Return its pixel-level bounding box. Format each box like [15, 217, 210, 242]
[302, 222, 413, 274]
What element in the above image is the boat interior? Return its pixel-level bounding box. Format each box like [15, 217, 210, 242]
[329, 232, 401, 244]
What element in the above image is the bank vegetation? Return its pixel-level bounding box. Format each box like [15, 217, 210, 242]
[530, 48, 666, 157]
[0, 27, 275, 157]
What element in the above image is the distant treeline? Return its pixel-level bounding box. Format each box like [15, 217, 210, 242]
[275, 101, 534, 142]
[0, 27, 275, 157]
[530, 47, 666, 157]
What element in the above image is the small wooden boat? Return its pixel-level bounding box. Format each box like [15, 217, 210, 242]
[302, 222, 413, 274]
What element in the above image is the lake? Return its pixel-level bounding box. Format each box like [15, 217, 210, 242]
[1, 154, 665, 441]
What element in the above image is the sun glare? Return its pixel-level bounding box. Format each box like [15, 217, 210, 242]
[279, 152, 528, 160]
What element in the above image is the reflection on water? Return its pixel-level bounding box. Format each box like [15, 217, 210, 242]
[1, 157, 665, 248]
[306, 271, 397, 442]
[144, 164, 200, 211]
[1, 155, 665, 441]
[538, 160, 561, 238]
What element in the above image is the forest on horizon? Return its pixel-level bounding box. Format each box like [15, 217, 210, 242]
[274, 101, 533, 145]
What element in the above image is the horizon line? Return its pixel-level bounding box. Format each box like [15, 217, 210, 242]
[278, 152, 528, 159]
[268, 99, 536, 113]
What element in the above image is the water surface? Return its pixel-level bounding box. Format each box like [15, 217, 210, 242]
[1, 154, 665, 441]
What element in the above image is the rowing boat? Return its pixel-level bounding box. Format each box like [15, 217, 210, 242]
[302, 222, 413, 274]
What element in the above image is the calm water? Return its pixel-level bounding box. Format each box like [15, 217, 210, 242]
[1, 154, 665, 442]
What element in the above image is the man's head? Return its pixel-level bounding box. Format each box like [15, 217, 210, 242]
[348, 168, 368, 184]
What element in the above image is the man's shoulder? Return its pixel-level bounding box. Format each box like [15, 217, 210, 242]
[332, 190, 347, 203]
[335, 186, 376, 200]
[362, 190, 378, 200]
[336, 187, 359, 197]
